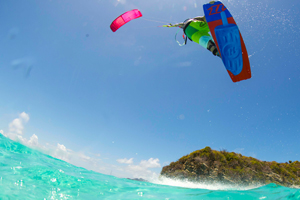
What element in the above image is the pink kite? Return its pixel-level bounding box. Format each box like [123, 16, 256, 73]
[110, 9, 143, 32]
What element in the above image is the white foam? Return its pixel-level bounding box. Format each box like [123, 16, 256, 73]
[149, 176, 263, 191]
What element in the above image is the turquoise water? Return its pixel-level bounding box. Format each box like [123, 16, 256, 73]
[0, 135, 299, 200]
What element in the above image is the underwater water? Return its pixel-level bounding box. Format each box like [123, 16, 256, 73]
[0, 134, 299, 200]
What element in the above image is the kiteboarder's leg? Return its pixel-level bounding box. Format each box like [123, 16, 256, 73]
[199, 35, 211, 48]
[199, 36, 219, 57]
[207, 40, 220, 57]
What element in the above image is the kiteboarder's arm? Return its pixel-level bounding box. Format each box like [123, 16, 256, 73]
[193, 16, 206, 22]
[162, 22, 184, 28]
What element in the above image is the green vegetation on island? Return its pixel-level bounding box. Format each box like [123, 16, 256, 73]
[161, 147, 300, 187]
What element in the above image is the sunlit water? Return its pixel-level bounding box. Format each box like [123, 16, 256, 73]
[0, 134, 299, 200]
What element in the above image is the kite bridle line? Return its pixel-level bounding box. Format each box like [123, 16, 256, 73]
[160, 24, 187, 46]
[141, 18, 171, 24]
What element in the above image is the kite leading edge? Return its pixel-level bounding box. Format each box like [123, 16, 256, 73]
[110, 9, 142, 32]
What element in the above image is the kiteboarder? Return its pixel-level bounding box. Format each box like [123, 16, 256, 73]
[163, 16, 220, 57]
[109, 9, 219, 57]
[110, 1, 251, 82]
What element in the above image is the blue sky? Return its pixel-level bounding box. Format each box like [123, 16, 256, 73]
[1, 0, 300, 179]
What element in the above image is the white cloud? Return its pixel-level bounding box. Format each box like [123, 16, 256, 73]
[140, 158, 161, 168]
[117, 158, 133, 164]
[126, 165, 159, 179]
[112, 158, 162, 179]
[57, 143, 67, 151]
[28, 134, 39, 146]
[8, 112, 30, 135]
[20, 112, 30, 123]
[1, 112, 162, 180]
[51, 143, 70, 161]
[9, 118, 23, 134]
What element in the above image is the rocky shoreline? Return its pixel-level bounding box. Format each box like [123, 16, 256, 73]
[160, 147, 300, 187]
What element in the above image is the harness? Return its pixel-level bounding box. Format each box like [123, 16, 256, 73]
[182, 19, 194, 36]
[175, 18, 207, 46]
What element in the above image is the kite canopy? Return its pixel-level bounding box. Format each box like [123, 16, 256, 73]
[110, 9, 143, 32]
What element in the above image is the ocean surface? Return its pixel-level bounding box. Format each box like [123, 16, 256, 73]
[0, 135, 299, 200]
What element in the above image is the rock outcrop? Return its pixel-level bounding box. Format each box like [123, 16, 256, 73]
[161, 147, 300, 187]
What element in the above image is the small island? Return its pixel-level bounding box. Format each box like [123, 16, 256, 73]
[127, 178, 148, 182]
[161, 147, 300, 187]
